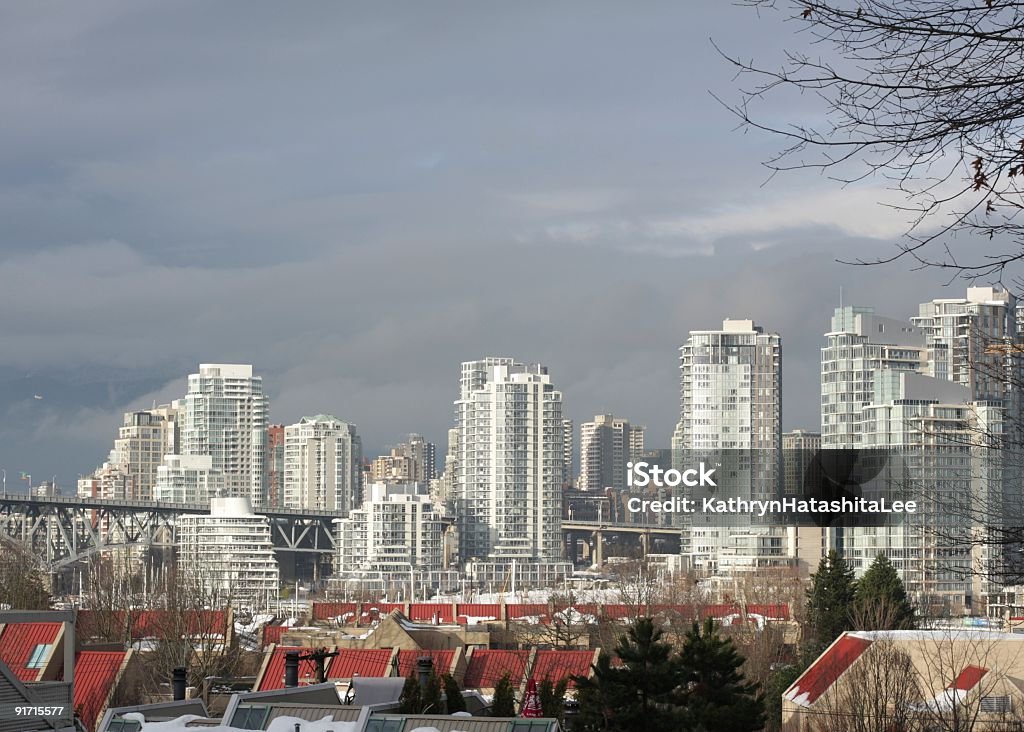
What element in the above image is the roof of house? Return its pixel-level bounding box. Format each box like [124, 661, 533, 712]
[77, 610, 227, 641]
[456, 603, 501, 621]
[463, 650, 530, 689]
[394, 649, 455, 678]
[261, 624, 288, 647]
[785, 634, 873, 707]
[326, 648, 393, 680]
[949, 665, 989, 691]
[312, 602, 358, 621]
[531, 650, 595, 688]
[409, 603, 455, 624]
[0, 622, 62, 681]
[256, 646, 327, 691]
[73, 650, 129, 732]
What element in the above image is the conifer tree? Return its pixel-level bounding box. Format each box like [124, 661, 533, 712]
[442, 673, 466, 714]
[492, 673, 517, 717]
[398, 673, 422, 714]
[806, 550, 857, 654]
[853, 554, 917, 629]
[676, 618, 765, 732]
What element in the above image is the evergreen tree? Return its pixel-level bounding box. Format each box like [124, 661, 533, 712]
[538, 677, 569, 721]
[421, 671, 443, 714]
[398, 674, 422, 714]
[805, 550, 857, 654]
[572, 617, 686, 731]
[676, 618, 765, 732]
[853, 554, 917, 629]
[492, 673, 517, 717]
[762, 664, 802, 732]
[442, 673, 466, 714]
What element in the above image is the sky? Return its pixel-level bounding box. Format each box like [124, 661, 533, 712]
[0, 1, 968, 488]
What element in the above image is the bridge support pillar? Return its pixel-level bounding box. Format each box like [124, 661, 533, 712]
[592, 530, 603, 569]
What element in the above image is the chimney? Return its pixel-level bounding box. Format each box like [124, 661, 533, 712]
[416, 656, 433, 690]
[172, 667, 187, 701]
[285, 651, 300, 688]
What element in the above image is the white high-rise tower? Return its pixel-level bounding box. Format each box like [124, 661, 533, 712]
[178, 364, 269, 507]
[283, 415, 362, 513]
[674, 319, 784, 572]
[454, 358, 568, 584]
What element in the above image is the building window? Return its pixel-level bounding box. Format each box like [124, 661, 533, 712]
[26, 644, 52, 669]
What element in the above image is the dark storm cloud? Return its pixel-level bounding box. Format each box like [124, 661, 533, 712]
[0, 1, 972, 484]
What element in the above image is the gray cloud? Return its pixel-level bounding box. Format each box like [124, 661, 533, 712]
[0, 2, 980, 485]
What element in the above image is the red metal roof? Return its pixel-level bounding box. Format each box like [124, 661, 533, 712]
[746, 603, 790, 620]
[312, 602, 359, 621]
[360, 603, 405, 618]
[601, 605, 635, 620]
[949, 665, 988, 691]
[327, 648, 393, 680]
[395, 649, 456, 678]
[785, 635, 872, 706]
[531, 650, 594, 688]
[0, 622, 62, 681]
[507, 604, 549, 623]
[409, 604, 455, 624]
[256, 646, 324, 691]
[77, 609, 227, 640]
[456, 603, 501, 621]
[464, 649, 530, 689]
[261, 624, 288, 647]
[73, 650, 127, 732]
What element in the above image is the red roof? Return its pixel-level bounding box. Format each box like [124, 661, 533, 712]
[700, 604, 741, 619]
[77, 609, 226, 640]
[785, 634, 872, 706]
[601, 605, 635, 620]
[456, 603, 501, 621]
[531, 650, 594, 688]
[327, 648, 394, 680]
[395, 649, 456, 678]
[409, 604, 455, 624]
[0, 622, 62, 681]
[261, 624, 288, 647]
[746, 603, 790, 620]
[256, 646, 324, 691]
[464, 650, 530, 689]
[361, 603, 405, 618]
[949, 665, 988, 691]
[507, 604, 549, 623]
[312, 602, 358, 621]
[73, 650, 127, 732]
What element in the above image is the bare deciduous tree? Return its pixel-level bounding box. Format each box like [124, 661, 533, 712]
[721, 1, 1024, 280]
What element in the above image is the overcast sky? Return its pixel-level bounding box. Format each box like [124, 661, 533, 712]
[0, 1, 967, 487]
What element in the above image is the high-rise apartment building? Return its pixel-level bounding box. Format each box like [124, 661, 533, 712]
[335, 482, 445, 575]
[177, 497, 280, 608]
[266, 425, 285, 508]
[178, 364, 269, 507]
[154, 454, 225, 504]
[913, 287, 1020, 403]
[369, 434, 436, 484]
[562, 418, 574, 487]
[674, 319, 784, 572]
[578, 414, 637, 491]
[822, 307, 928, 448]
[283, 415, 362, 514]
[109, 407, 179, 501]
[454, 358, 566, 571]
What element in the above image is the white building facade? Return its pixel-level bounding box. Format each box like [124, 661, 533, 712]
[335, 482, 445, 575]
[454, 358, 569, 583]
[283, 415, 362, 514]
[154, 454, 225, 504]
[178, 364, 269, 508]
[177, 497, 279, 609]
